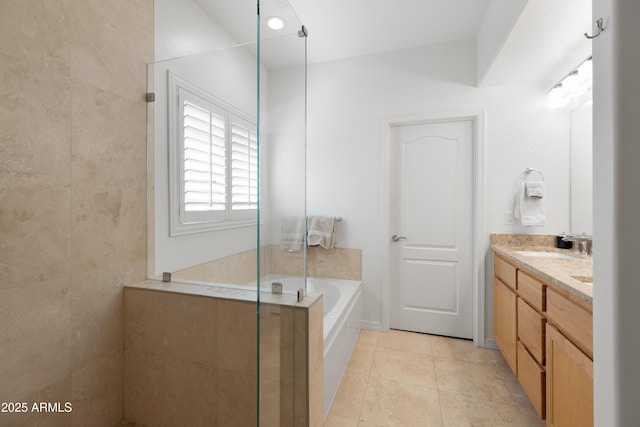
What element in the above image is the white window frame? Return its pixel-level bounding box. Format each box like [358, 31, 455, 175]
[168, 72, 258, 236]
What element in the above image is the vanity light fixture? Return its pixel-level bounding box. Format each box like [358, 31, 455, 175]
[548, 83, 571, 108]
[548, 56, 593, 108]
[266, 16, 286, 30]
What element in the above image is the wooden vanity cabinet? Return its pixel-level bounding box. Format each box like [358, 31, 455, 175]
[545, 287, 594, 427]
[517, 340, 545, 418]
[517, 297, 545, 364]
[518, 270, 546, 311]
[492, 251, 593, 424]
[493, 255, 518, 373]
[546, 288, 593, 358]
[494, 277, 517, 372]
[546, 323, 593, 427]
[516, 270, 547, 420]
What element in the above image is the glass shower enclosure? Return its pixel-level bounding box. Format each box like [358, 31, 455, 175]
[140, 0, 310, 425]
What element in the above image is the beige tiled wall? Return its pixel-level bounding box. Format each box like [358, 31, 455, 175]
[171, 248, 267, 285]
[123, 288, 323, 427]
[171, 245, 362, 285]
[0, 1, 152, 425]
[270, 245, 362, 280]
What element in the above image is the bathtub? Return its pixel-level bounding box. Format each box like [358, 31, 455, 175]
[261, 275, 362, 419]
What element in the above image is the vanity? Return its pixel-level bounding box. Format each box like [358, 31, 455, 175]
[491, 234, 593, 427]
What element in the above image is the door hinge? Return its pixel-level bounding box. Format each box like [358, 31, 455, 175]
[146, 92, 155, 103]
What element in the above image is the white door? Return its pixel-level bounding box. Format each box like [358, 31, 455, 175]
[389, 120, 474, 339]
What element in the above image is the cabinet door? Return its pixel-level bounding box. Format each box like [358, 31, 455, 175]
[546, 324, 593, 427]
[494, 277, 517, 373]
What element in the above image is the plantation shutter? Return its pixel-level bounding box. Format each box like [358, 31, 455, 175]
[183, 101, 226, 211]
[230, 114, 258, 215]
[172, 77, 258, 232]
[179, 88, 227, 222]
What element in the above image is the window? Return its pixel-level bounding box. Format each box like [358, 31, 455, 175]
[168, 73, 258, 235]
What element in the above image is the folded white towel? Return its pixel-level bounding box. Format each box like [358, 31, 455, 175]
[281, 216, 304, 252]
[515, 182, 546, 226]
[307, 215, 337, 249]
[525, 181, 545, 198]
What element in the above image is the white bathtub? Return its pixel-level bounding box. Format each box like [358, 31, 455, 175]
[262, 275, 362, 419]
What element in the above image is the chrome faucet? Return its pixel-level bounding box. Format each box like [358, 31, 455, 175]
[563, 233, 593, 256]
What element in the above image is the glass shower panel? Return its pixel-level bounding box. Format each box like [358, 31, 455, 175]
[147, 47, 262, 289]
[257, 1, 310, 424]
[143, 0, 309, 425]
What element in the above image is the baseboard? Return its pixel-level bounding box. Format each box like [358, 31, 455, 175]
[483, 338, 498, 350]
[360, 320, 384, 332]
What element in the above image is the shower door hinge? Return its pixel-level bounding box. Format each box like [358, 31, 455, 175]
[162, 272, 171, 282]
[146, 92, 155, 103]
[298, 25, 308, 38]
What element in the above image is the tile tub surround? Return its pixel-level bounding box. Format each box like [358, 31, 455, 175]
[169, 245, 362, 286]
[269, 246, 362, 280]
[170, 247, 268, 285]
[123, 281, 323, 427]
[0, 1, 152, 425]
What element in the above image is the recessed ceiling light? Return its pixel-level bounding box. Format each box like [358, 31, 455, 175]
[266, 16, 286, 30]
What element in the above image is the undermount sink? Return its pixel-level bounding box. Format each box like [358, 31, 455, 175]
[571, 275, 593, 286]
[515, 251, 573, 259]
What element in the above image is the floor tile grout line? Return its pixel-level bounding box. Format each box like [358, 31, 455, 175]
[328, 330, 542, 426]
[352, 330, 377, 426]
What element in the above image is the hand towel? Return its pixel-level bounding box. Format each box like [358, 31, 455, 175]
[281, 216, 304, 252]
[307, 215, 337, 249]
[515, 182, 546, 226]
[525, 181, 545, 198]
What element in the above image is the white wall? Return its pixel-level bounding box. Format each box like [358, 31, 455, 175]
[266, 67, 307, 242]
[476, 0, 529, 85]
[593, 0, 640, 425]
[270, 39, 571, 333]
[153, 0, 270, 275]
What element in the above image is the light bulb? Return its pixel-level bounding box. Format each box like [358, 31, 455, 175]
[548, 84, 570, 108]
[266, 16, 286, 30]
[563, 71, 588, 98]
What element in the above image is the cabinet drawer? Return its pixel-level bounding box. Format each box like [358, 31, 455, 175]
[518, 270, 546, 311]
[494, 255, 517, 290]
[517, 297, 545, 365]
[517, 341, 546, 419]
[547, 288, 593, 358]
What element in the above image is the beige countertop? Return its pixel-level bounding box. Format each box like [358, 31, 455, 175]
[491, 238, 593, 305]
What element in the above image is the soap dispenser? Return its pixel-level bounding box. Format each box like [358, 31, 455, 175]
[556, 232, 573, 249]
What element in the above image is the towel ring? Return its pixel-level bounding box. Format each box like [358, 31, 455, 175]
[524, 168, 544, 181]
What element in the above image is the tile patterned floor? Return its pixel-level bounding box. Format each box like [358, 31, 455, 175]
[324, 329, 546, 427]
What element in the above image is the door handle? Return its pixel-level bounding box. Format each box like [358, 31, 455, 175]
[391, 235, 407, 242]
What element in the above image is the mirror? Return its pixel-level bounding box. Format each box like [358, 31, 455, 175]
[569, 98, 593, 235]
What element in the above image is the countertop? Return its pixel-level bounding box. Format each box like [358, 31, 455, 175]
[125, 279, 322, 309]
[491, 243, 593, 305]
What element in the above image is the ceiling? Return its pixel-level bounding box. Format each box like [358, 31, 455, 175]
[480, 0, 593, 88]
[192, 0, 592, 87]
[194, 0, 491, 68]
[286, 0, 491, 64]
